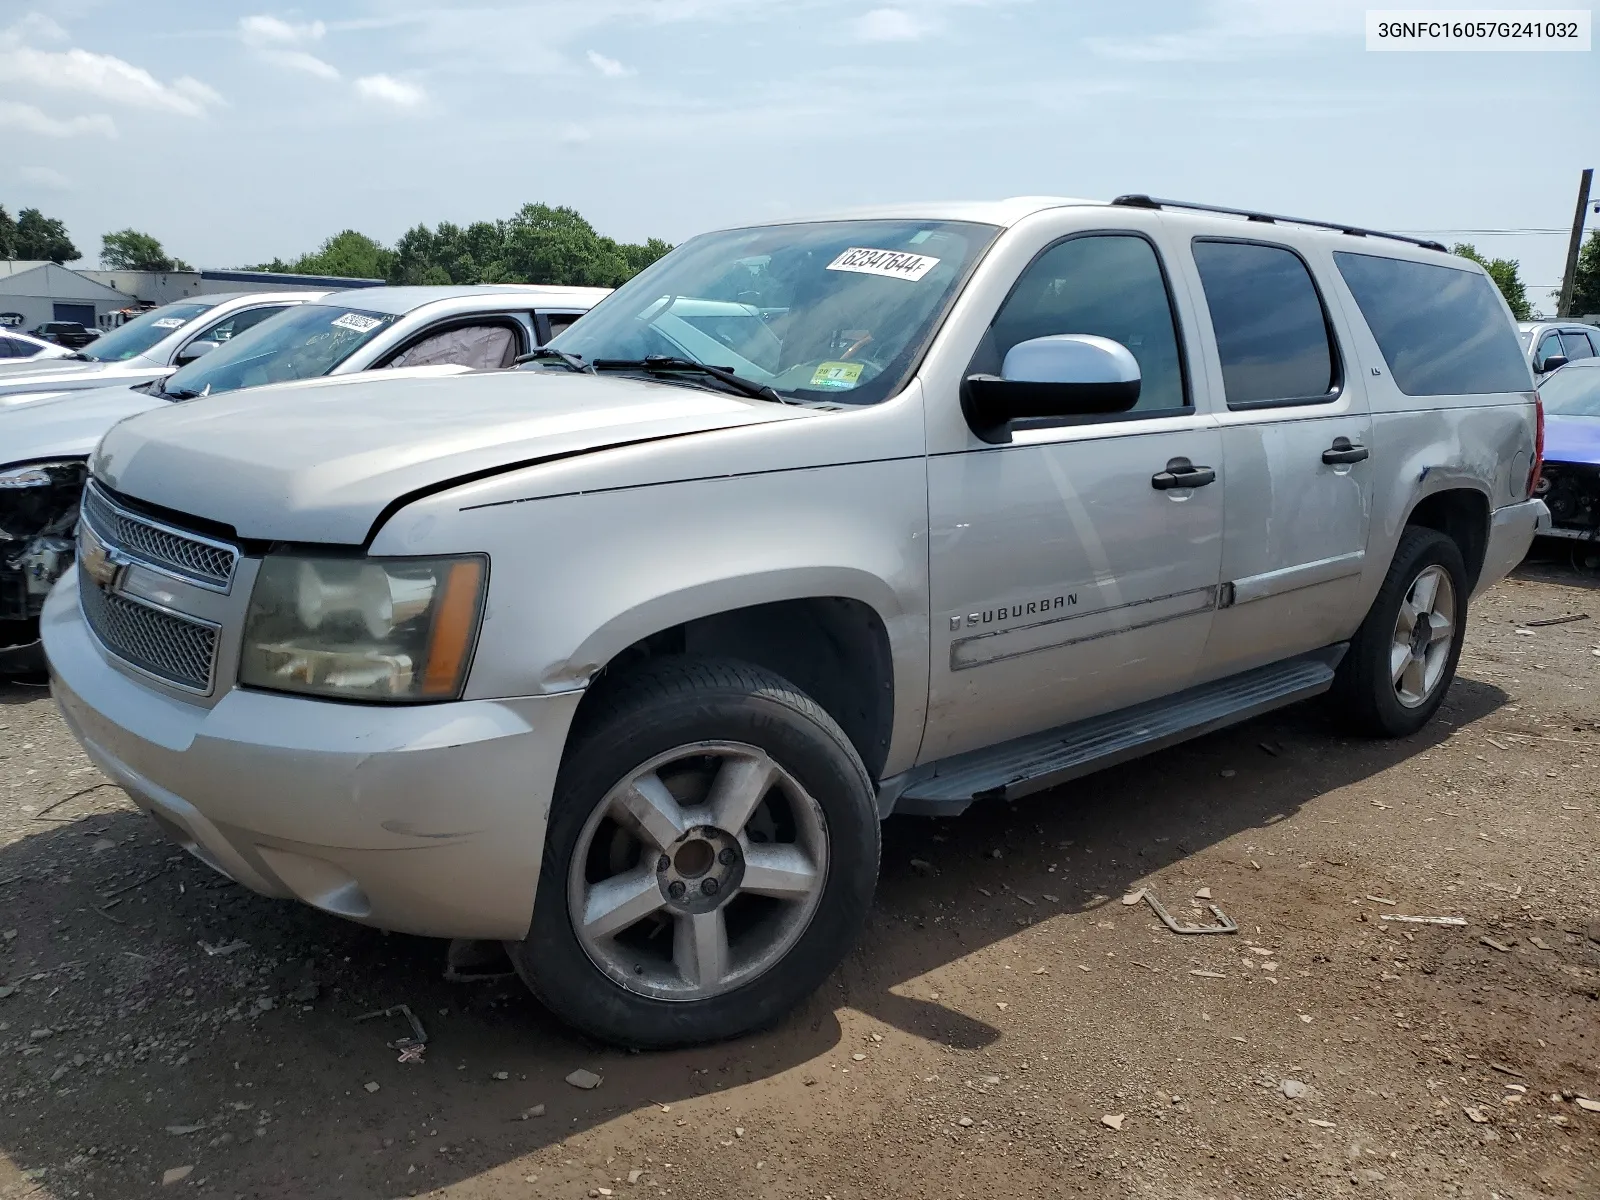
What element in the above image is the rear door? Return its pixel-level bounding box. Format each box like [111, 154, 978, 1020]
[1183, 236, 1373, 680]
[921, 225, 1225, 762]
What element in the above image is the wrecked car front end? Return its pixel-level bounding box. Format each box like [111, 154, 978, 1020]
[1, 460, 87, 674]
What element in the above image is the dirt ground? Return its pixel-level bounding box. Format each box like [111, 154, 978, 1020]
[1, 549, 1596, 1200]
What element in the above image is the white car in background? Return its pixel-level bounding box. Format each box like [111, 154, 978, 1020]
[1518, 320, 1599, 381]
[1, 284, 607, 675]
[0, 292, 326, 399]
[0, 328, 78, 364]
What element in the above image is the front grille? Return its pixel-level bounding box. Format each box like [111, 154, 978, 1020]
[81, 483, 237, 590]
[80, 574, 217, 692]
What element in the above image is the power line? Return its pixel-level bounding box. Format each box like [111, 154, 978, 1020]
[1393, 228, 1569, 236]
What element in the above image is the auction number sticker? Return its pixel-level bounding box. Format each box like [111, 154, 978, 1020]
[151, 317, 188, 329]
[331, 312, 383, 334]
[826, 247, 941, 282]
[810, 361, 864, 390]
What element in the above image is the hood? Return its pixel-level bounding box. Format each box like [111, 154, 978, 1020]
[94, 368, 811, 543]
[1544, 414, 1600, 467]
[0, 357, 169, 400]
[0, 383, 166, 466]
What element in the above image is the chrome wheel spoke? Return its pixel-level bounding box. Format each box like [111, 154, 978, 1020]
[1389, 641, 1411, 685]
[674, 909, 730, 990]
[741, 843, 819, 900]
[583, 866, 665, 940]
[1411, 571, 1439, 614]
[1400, 657, 1428, 700]
[1427, 614, 1454, 645]
[615, 772, 689, 851]
[706, 753, 776, 835]
[1395, 600, 1418, 637]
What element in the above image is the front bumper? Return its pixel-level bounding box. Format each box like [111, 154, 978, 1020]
[1474, 497, 1549, 597]
[42, 571, 583, 940]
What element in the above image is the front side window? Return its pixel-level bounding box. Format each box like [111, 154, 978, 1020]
[546, 219, 999, 405]
[1192, 240, 1336, 407]
[387, 322, 521, 370]
[1559, 331, 1596, 361]
[81, 301, 215, 362]
[1334, 251, 1531, 396]
[972, 233, 1188, 414]
[157, 304, 397, 398]
[198, 304, 291, 344]
[1538, 333, 1566, 368]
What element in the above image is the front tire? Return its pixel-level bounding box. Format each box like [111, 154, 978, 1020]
[511, 657, 880, 1048]
[1333, 527, 1468, 737]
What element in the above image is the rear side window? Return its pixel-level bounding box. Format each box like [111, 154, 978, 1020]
[1192, 240, 1337, 408]
[1333, 252, 1531, 395]
[1560, 330, 1596, 360]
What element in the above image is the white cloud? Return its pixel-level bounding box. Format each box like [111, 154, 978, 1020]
[0, 39, 223, 117]
[851, 8, 936, 43]
[1087, 0, 1370, 62]
[239, 15, 328, 46]
[0, 99, 115, 138]
[586, 50, 633, 78]
[239, 15, 339, 79]
[560, 123, 592, 145]
[19, 164, 71, 189]
[354, 73, 427, 108]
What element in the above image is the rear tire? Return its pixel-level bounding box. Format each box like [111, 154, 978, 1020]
[510, 656, 879, 1049]
[1333, 527, 1468, 737]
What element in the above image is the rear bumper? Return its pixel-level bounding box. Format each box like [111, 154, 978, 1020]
[43, 572, 583, 940]
[1475, 498, 1548, 596]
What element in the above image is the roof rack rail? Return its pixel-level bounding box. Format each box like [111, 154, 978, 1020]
[1110, 194, 1449, 253]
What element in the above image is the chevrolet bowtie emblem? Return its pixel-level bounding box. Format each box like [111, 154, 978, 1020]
[78, 522, 130, 592]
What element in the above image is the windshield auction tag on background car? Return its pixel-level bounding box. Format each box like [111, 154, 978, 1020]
[825, 247, 941, 282]
[152, 318, 188, 329]
[331, 312, 383, 334]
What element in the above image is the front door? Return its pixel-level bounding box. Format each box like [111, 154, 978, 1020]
[922, 231, 1225, 763]
[1183, 238, 1374, 680]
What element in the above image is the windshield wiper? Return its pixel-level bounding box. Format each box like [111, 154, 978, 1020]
[592, 355, 790, 404]
[514, 346, 595, 373]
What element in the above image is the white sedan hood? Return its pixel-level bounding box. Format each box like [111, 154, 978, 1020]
[0, 383, 166, 466]
[93, 368, 809, 543]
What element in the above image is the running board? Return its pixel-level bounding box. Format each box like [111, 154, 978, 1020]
[890, 646, 1346, 817]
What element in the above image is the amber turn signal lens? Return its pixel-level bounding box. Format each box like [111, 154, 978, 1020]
[421, 559, 486, 698]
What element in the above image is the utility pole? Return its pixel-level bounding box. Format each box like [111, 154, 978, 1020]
[1556, 168, 1593, 318]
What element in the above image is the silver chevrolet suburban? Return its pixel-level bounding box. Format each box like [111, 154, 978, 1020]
[42, 196, 1548, 1048]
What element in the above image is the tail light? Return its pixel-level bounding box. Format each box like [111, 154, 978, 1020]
[1528, 393, 1544, 499]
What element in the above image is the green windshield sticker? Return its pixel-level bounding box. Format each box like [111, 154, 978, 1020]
[810, 361, 864, 389]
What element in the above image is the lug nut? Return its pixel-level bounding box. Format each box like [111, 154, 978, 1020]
[718, 847, 737, 866]
[701, 878, 719, 896]
[668, 880, 687, 900]
[657, 855, 671, 872]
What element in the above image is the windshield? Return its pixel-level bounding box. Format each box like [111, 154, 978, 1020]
[83, 301, 215, 362]
[545, 219, 999, 405]
[159, 304, 397, 397]
[1539, 363, 1600, 417]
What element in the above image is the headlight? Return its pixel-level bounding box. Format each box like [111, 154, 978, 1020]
[239, 554, 487, 702]
[0, 462, 76, 488]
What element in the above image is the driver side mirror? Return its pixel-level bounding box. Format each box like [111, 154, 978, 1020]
[962, 334, 1141, 444]
[1536, 354, 1568, 374]
[175, 340, 220, 366]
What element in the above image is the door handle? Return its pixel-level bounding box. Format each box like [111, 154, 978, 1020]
[1151, 457, 1217, 490]
[1322, 437, 1369, 465]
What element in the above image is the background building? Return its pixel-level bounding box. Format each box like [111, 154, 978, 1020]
[0, 261, 132, 333]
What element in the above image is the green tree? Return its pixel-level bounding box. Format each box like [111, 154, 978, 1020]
[1452, 243, 1531, 321]
[500, 204, 632, 288]
[14, 208, 79, 263]
[390, 220, 509, 285]
[618, 236, 673, 278]
[100, 228, 191, 272]
[256, 230, 394, 280]
[1567, 228, 1600, 317]
[0, 206, 16, 259]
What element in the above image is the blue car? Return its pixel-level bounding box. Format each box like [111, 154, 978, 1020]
[1534, 357, 1600, 549]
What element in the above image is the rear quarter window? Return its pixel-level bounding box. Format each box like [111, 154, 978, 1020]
[1333, 252, 1531, 396]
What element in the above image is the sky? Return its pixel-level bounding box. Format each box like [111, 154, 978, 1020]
[1, 0, 1593, 313]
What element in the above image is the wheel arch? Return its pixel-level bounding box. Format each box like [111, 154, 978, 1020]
[1402, 486, 1490, 593]
[570, 578, 902, 783]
